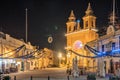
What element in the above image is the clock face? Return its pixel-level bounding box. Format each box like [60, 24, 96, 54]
[73, 40, 83, 50]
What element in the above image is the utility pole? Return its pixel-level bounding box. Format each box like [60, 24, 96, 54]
[113, 0, 115, 26]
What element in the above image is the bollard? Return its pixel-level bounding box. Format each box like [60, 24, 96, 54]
[14, 76, 16, 80]
[67, 75, 69, 80]
[48, 76, 50, 80]
[30, 76, 32, 80]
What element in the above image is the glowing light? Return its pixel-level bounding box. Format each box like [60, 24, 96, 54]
[73, 40, 83, 50]
[58, 52, 62, 67]
[58, 52, 62, 58]
[77, 19, 80, 22]
[48, 36, 53, 43]
[67, 52, 71, 58]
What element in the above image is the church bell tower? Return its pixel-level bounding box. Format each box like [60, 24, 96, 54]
[66, 10, 77, 33]
[83, 3, 96, 30]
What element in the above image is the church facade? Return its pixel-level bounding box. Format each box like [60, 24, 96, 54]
[65, 3, 98, 72]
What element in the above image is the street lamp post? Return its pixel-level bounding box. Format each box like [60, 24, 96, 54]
[67, 52, 71, 68]
[58, 53, 62, 67]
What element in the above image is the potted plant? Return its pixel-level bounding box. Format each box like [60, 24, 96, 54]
[3, 76, 11, 80]
[87, 73, 96, 80]
[109, 76, 119, 80]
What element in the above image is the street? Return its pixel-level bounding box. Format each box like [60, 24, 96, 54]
[3, 68, 109, 80]
[3, 68, 69, 80]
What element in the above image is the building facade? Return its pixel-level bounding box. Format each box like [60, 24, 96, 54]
[97, 13, 120, 77]
[0, 32, 53, 73]
[65, 3, 98, 71]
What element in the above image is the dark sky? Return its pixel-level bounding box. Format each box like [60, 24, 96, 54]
[0, 0, 120, 52]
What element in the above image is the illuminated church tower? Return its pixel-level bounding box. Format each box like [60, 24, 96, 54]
[65, 3, 98, 71]
[83, 3, 96, 30]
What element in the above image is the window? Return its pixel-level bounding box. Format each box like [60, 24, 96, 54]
[119, 36, 120, 48]
[104, 61, 106, 73]
[69, 26, 71, 32]
[31, 61, 33, 66]
[86, 21, 88, 28]
[91, 21, 93, 28]
[102, 45, 104, 52]
[112, 42, 115, 50]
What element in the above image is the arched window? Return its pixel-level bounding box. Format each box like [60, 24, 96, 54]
[102, 45, 104, 52]
[119, 36, 120, 48]
[86, 21, 88, 29]
[112, 42, 115, 50]
[91, 21, 94, 28]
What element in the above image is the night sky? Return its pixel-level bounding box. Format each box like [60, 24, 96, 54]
[0, 0, 120, 52]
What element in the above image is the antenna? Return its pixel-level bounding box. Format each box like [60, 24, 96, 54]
[113, 0, 115, 26]
[25, 8, 28, 42]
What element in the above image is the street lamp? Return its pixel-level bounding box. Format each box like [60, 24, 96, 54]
[58, 52, 62, 67]
[67, 52, 71, 68]
[67, 52, 71, 58]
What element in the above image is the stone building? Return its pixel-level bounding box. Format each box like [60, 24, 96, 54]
[96, 12, 120, 77]
[86, 8, 120, 76]
[0, 32, 53, 73]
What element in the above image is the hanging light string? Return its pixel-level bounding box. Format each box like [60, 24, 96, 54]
[16, 49, 39, 59]
[0, 45, 25, 56]
[69, 44, 120, 58]
[5, 45, 26, 58]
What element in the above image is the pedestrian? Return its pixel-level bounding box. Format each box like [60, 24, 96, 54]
[117, 68, 120, 78]
[69, 68, 71, 75]
[66, 68, 69, 74]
